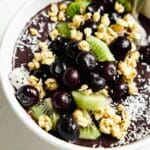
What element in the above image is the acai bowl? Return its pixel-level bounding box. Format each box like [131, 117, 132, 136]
[0, 0, 150, 149]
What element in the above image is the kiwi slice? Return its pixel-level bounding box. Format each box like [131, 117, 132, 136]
[117, 0, 132, 12]
[76, 109, 100, 140]
[86, 36, 115, 62]
[66, 1, 91, 18]
[82, 109, 92, 121]
[71, 91, 110, 110]
[29, 99, 51, 120]
[30, 98, 60, 130]
[56, 22, 71, 38]
[50, 111, 60, 130]
[79, 124, 100, 140]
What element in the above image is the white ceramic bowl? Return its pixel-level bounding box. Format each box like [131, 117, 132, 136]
[0, 0, 149, 150]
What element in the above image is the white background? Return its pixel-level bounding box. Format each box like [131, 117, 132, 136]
[0, 0, 53, 149]
[0, 0, 149, 150]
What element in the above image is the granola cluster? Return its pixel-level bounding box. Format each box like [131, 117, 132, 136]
[98, 105, 130, 139]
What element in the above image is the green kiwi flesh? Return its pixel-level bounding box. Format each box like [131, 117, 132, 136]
[56, 22, 71, 38]
[86, 35, 115, 62]
[79, 124, 100, 140]
[29, 98, 60, 130]
[66, 1, 91, 18]
[71, 91, 110, 110]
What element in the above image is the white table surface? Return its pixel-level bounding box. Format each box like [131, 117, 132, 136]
[0, 0, 55, 149]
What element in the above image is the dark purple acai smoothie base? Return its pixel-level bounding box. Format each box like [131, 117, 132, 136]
[12, 1, 150, 148]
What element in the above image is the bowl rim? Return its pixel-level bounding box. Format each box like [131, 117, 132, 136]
[0, 0, 150, 150]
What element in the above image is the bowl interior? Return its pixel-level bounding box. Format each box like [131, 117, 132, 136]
[0, 0, 150, 150]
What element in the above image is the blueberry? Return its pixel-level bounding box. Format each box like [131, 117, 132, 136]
[63, 68, 80, 89]
[109, 80, 128, 100]
[139, 45, 150, 64]
[79, 20, 98, 35]
[57, 114, 79, 141]
[103, 0, 115, 11]
[52, 91, 74, 112]
[65, 41, 80, 59]
[51, 37, 69, 55]
[100, 62, 117, 81]
[109, 36, 131, 60]
[16, 85, 39, 108]
[87, 2, 105, 15]
[50, 61, 67, 79]
[88, 72, 106, 92]
[31, 65, 51, 80]
[76, 52, 97, 71]
[109, 12, 119, 24]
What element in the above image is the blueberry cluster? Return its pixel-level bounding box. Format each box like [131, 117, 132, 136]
[16, 34, 130, 134]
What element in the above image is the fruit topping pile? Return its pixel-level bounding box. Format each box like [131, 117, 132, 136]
[10, 0, 149, 145]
